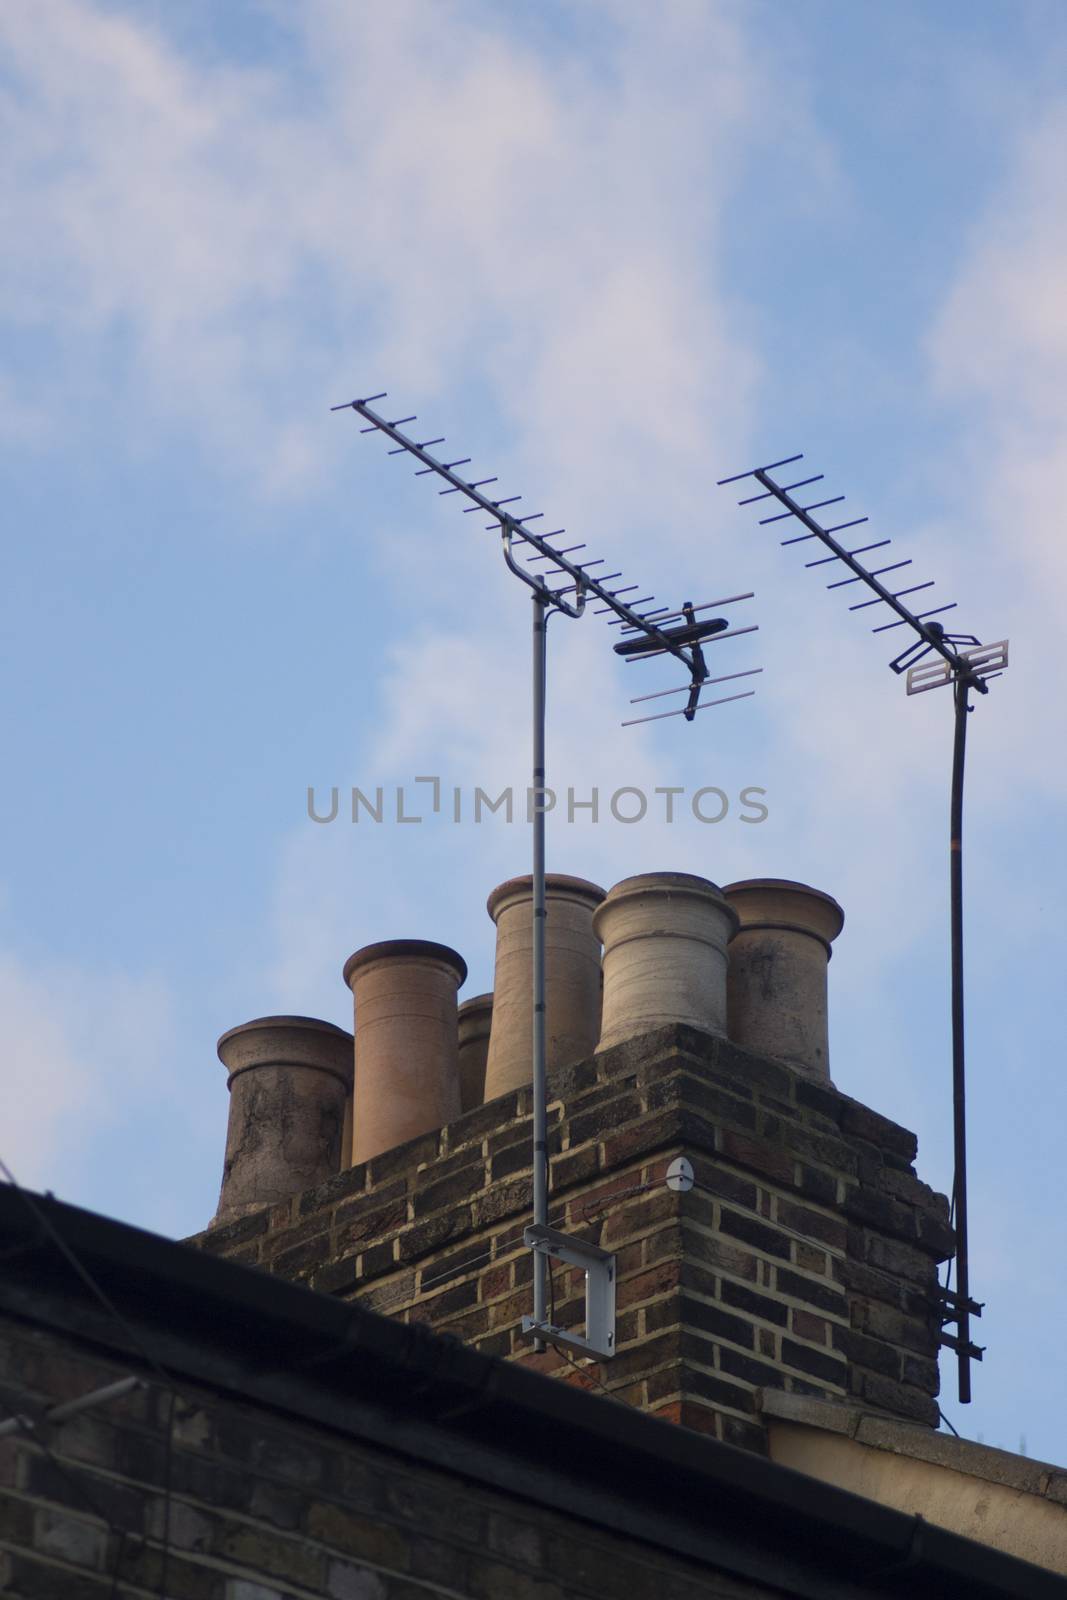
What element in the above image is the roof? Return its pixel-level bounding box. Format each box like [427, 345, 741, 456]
[1, 1181, 1064, 1600]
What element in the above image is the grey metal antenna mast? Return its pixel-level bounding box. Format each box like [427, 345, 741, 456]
[336, 392, 762, 1359]
[718, 453, 1008, 1405]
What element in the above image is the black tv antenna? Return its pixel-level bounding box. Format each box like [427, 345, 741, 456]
[718, 453, 1008, 1405]
[335, 392, 761, 1360]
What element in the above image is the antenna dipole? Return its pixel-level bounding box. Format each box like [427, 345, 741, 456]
[337, 392, 761, 1360]
[719, 453, 1006, 1406]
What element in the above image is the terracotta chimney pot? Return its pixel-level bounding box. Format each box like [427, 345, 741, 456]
[483, 874, 605, 1101]
[457, 993, 494, 1113]
[723, 878, 845, 1083]
[343, 939, 466, 1164]
[594, 872, 737, 1050]
[213, 1015, 352, 1225]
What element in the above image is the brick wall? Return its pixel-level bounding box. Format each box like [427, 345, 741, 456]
[192, 1025, 953, 1450]
[0, 1314, 789, 1600]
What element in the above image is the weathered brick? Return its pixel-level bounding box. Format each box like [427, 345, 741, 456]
[413, 1165, 486, 1218]
[646, 1073, 757, 1131]
[718, 1131, 795, 1187]
[479, 1263, 512, 1301]
[915, 1209, 955, 1260]
[356, 1269, 416, 1314]
[775, 1268, 848, 1319]
[836, 1256, 906, 1308]
[780, 1338, 848, 1387]
[270, 1233, 330, 1280]
[680, 1296, 753, 1348]
[600, 1190, 676, 1247]
[832, 1326, 900, 1379]
[902, 1353, 941, 1394]
[549, 1146, 600, 1190]
[720, 1279, 788, 1329]
[719, 1346, 785, 1391]
[878, 1167, 950, 1217]
[414, 1238, 483, 1289]
[567, 1092, 643, 1148]
[490, 1141, 534, 1181]
[797, 1165, 839, 1206]
[718, 1209, 790, 1261]
[472, 1179, 532, 1227]
[790, 1309, 828, 1345]
[665, 1366, 757, 1416]
[260, 1211, 334, 1258]
[296, 1166, 369, 1218]
[397, 1208, 473, 1261]
[839, 1100, 917, 1162]
[449, 1094, 521, 1149]
[865, 1233, 937, 1286]
[776, 1199, 848, 1251]
[310, 1248, 361, 1299]
[600, 1110, 685, 1167]
[572, 1169, 651, 1220]
[548, 1057, 600, 1101]
[368, 1130, 441, 1187]
[793, 1080, 844, 1125]
[193, 1208, 269, 1254]
[780, 1126, 858, 1177]
[857, 1372, 939, 1425]
[679, 1227, 758, 1281]
[793, 1241, 827, 1274]
[334, 1201, 408, 1255]
[306, 1503, 410, 1569]
[686, 1165, 758, 1212]
[416, 1278, 479, 1319]
[616, 1260, 681, 1309]
[841, 1184, 917, 1243]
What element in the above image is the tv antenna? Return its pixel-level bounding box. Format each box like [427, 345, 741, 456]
[718, 453, 1007, 1405]
[335, 392, 762, 1360]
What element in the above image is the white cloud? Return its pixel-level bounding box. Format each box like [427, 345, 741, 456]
[0, 0, 785, 496]
[0, 944, 176, 1200]
[928, 101, 1067, 792]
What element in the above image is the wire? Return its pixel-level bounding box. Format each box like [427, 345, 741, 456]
[937, 1406, 960, 1438]
[418, 1182, 652, 1294]
[0, 1158, 189, 1406]
[0, 1156, 182, 1597]
[0, 1388, 132, 1590]
[552, 1342, 613, 1399]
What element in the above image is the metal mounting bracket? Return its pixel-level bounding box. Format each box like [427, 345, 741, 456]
[521, 1224, 616, 1362]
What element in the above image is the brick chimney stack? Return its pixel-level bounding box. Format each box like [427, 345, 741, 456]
[196, 871, 953, 1456]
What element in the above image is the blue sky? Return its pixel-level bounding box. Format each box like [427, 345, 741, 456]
[3, 1, 1065, 1457]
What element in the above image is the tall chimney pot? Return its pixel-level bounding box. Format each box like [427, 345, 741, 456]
[343, 939, 466, 1164]
[457, 993, 494, 1113]
[594, 872, 737, 1050]
[723, 878, 844, 1083]
[483, 874, 605, 1100]
[213, 1015, 352, 1225]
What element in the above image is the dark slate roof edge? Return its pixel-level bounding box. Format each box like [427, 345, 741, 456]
[1, 1184, 1063, 1600]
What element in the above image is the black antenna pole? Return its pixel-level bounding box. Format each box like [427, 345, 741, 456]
[949, 673, 971, 1402]
[719, 453, 1005, 1405]
[339, 392, 761, 1361]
